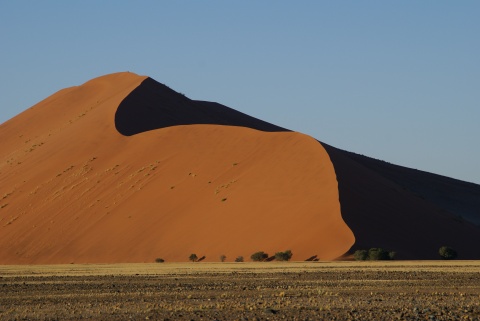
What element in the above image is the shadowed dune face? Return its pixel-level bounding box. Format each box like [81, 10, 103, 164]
[115, 78, 285, 136]
[322, 144, 480, 259]
[0, 72, 353, 264]
[343, 151, 480, 227]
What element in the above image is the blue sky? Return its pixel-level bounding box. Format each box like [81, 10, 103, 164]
[1, 1, 479, 184]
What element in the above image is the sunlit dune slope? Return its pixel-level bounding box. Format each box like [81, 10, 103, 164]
[0, 72, 353, 264]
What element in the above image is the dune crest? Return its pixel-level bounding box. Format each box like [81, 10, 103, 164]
[114, 77, 286, 136]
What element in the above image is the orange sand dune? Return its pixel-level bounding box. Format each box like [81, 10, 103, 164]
[0, 72, 353, 264]
[3, 71, 479, 263]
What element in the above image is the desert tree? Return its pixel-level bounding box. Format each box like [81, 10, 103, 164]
[368, 248, 392, 261]
[354, 248, 395, 261]
[353, 250, 368, 261]
[189, 253, 198, 262]
[250, 251, 269, 262]
[275, 250, 293, 261]
[220, 254, 227, 262]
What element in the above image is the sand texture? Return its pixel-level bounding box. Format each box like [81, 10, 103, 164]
[0, 72, 353, 264]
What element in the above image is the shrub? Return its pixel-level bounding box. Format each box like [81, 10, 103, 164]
[368, 248, 391, 260]
[250, 251, 269, 262]
[353, 250, 368, 261]
[354, 248, 395, 261]
[275, 250, 293, 261]
[220, 254, 227, 262]
[388, 251, 396, 260]
[439, 246, 457, 260]
[235, 256, 244, 262]
[189, 253, 198, 262]
[155, 258, 165, 263]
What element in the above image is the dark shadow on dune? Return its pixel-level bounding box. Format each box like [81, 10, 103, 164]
[341, 151, 480, 226]
[115, 78, 287, 136]
[322, 143, 480, 259]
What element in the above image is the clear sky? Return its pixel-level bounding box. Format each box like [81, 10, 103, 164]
[1, 1, 479, 184]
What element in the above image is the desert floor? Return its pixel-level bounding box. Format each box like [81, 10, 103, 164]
[1, 261, 479, 320]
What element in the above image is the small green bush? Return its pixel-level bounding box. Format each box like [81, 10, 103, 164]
[275, 250, 293, 261]
[353, 250, 368, 261]
[155, 258, 165, 263]
[250, 251, 268, 262]
[235, 256, 244, 262]
[439, 246, 457, 260]
[220, 254, 227, 262]
[388, 251, 396, 260]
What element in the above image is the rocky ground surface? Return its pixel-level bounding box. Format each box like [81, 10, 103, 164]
[1, 263, 480, 320]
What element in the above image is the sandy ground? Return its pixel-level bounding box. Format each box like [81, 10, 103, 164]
[1, 262, 479, 320]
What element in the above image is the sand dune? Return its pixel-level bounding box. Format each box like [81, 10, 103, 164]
[1, 72, 479, 263]
[0, 72, 353, 264]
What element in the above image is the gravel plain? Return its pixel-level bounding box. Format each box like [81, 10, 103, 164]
[1, 261, 479, 320]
